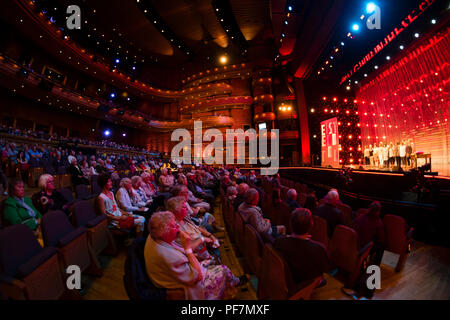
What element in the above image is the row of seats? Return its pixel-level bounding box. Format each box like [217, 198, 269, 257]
[258, 175, 414, 272]
[0, 200, 117, 300]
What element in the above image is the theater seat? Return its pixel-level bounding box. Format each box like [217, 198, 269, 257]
[41, 210, 102, 276]
[0, 225, 66, 300]
[383, 214, 414, 272]
[123, 237, 184, 300]
[311, 215, 329, 248]
[243, 224, 264, 276]
[233, 210, 245, 256]
[272, 201, 292, 234]
[75, 184, 94, 200]
[72, 200, 117, 256]
[328, 225, 373, 288]
[257, 243, 321, 300]
[337, 203, 354, 226]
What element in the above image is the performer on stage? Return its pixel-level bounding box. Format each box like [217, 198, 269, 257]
[373, 143, 379, 168]
[364, 146, 370, 166]
[400, 141, 407, 168]
[394, 142, 400, 168]
[388, 142, 395, 168]
[382, 143, 389, 169]
[406, 139, 413, 168]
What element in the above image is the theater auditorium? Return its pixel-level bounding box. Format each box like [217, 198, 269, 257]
[0, 0, 449, 301]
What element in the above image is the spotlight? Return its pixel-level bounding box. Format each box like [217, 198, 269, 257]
[346, 86, 351, 91]
[219, 55, 228, 64]
[132, 66, 136, 70]
[115, 58, 120, 64]
[104, 130, 111, 137]
[110, 92, 116, 98]
[122, 133, 126, 137]
[364, 74, 368, 77]
[288, 6, 292, 11]
[310, 108, 315, 113]
[431, 19, 436, 24]
[374, 65, 378, 69]
[352, 24, 360, 31]
[414, 33, 419, 38]
[341, 41, 345, 46]
[284, 20, 288, 25]
[366, 2, 377, 13]
[399, 45, 404, 50]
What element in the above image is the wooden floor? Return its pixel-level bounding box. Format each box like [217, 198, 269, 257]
[4, 187, 449, 300]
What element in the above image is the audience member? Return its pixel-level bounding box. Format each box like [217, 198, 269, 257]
[314, 190, 345, 237]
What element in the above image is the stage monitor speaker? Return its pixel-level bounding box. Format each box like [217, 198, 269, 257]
[38, 80, 54, 92]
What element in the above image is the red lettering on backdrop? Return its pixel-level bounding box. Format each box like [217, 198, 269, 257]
[321, 117, 340, 167]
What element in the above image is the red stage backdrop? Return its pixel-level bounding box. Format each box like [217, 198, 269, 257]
[356, 26, 450, 176]
[321, 117, 339, 167]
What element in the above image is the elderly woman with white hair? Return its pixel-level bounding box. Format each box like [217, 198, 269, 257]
[115, 177, 148, 216]
[167, 196, 221, 263]
[315, 189, 345, 238]
[144, 211, 247, 299]
[31, 174, 69, 215]
[177, 174, 210, 212]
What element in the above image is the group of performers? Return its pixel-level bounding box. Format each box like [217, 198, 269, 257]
[363, 139, 416, 170]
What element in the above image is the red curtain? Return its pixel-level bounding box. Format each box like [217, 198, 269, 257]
[356, 27, 450, 176]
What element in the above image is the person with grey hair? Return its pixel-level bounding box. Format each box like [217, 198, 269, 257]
[226, 186, 237, 201]
[31, 174, 69, 215]
[167, 196, 221, 262]
[238, 188, 286, 240]
[68, 157, 89, 186]
[144, 211, 247, 299]
[286, 188, 300, 212]
[315, 189, 345, 237]
[177, 173, 211, 212]
[115, 177, 148, 216]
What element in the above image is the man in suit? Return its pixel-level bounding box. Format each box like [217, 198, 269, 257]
[68, 158, 89, 186]
[315, 190, 345, 238]
[274, 208, 330, 286]
[285, 188, 301, 212]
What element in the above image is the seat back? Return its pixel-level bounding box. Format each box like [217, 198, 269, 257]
[337, 203, 353, 226]
[0, 225, 43, 277]
[272, 201, 292, 233]
[298, 192, 307, 207]
[59, 174, 72, 189]
[57, 166, 67, 174]
[57, 187, 74, 202]
[311, 215, 329, 247]
[233, 210, 245, 246]
[91, 175, 101, 194]
[123, 237, 167, 300]
[243, 224, 264, 275]
[356, 208, 369, 217]
[383, 214, 408, 254]
[41, 210, 75, 247]
[257, 243, 288, 299]
[75, 184, 91, 200]
[72, 200, 96, 227]
[328, 225, 359, 272]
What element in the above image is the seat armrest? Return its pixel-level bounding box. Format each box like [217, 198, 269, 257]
[358, 241, 373, 257]
[16, 247, 58, 278]
[58, 227, 86, 247]
[87, 215, 107, 228]
[0, 274, 26, 300]
[289, 277, 322, 300]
